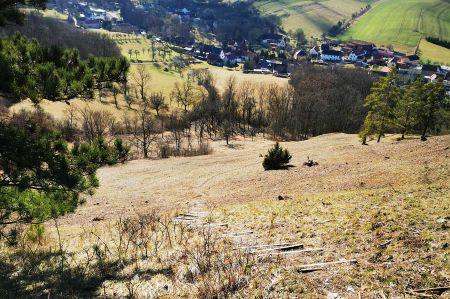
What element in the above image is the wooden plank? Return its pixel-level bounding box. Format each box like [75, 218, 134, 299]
[237, 243, 292, 250]
[407, 287, 450, 295]
[178, 213, 200, 218]
[256, 247, 323, 256]
[250, 243, 304, 253]
[297, 259, 357, 272]
[201, 222, 228, 228]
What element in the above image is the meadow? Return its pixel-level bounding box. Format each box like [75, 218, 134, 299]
[340, 0, 450, 60]
[254, 0, 375, 36]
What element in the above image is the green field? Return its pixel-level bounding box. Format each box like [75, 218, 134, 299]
[419, 39, 450, 65]
[340, 0, 450, 58]
[254, 0, 375, 36]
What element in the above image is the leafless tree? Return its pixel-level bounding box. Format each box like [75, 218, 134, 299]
[171, 80, 196, 112]
[149, 92, 168, 116]
[78, 106, 115, 142]
[131, 102, 157, 158]
[132, 65, 151, 102]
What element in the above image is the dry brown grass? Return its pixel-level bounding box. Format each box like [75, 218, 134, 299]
[2, 133, 449, 298]
[61, 133, 450, 226]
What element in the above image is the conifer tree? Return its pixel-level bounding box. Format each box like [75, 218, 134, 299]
[263, 142, 292, 170]
[395, 78, 424, 139]
[416, 81, 449, 141]
[0, 0, 47, 26]
[361, 69, 400, 142]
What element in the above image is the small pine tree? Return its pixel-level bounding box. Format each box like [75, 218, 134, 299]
[263, 142, 292, 170]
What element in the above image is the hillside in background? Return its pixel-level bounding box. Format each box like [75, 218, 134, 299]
[0, 12, 120, 58]
[340, 0, 450, 62]
[254, 0, 376, 36]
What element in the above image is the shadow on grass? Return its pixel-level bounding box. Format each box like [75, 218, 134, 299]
[264, 164, 296, 170]
[0, 251, 121, 298]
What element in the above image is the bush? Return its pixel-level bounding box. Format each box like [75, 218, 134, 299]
[262, 142, 292, 170]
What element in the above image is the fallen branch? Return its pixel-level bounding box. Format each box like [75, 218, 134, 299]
[404, 291, 433, 298]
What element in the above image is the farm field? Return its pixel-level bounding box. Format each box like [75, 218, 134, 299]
[254, 0, 375, 36]
[419, 39, 450, 65]
[340, 0, 450, 59]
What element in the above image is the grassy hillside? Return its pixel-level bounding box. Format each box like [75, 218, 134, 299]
[1, 133, 448, 297]
[419, 38, 450, 65]
[254, 0, 375, 36]
[340, 0, 450, 58]
[52, 133, 449, 297]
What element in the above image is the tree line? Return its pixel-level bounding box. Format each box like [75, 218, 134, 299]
[425, 36, 450, 50]
[360, 70, 450, 144]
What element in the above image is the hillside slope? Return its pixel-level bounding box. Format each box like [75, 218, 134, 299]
[61, 134, 450, 225]
[56, 133, 449, 296]
[254, 0, 375, 36]
[340, 0, 450, 59]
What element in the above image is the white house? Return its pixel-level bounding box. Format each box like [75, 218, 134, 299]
[309, 46, 319, 57]
[348, 52, 358, 62]
[321, 49, 343, 62]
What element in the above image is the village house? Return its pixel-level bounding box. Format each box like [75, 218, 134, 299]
[83, 18, 102, 29]
[342, 40, 375, 55]
[309, 46, 320, 58]
[257, 33, 287, 49]
[111, 22, 139, 34]
[206, 46, 225, 66]
[321, 49, 343, 62]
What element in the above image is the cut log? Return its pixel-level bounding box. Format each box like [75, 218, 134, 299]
[297, 259, 357, 272]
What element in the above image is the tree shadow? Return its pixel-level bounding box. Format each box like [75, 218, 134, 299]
[265, 164, 296, 170]
[0, 250, 122, 298]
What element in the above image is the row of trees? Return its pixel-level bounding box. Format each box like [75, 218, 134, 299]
[118, 63, 374, 160]
[0, 33, 129, 104]
[360, 71, 450, 143]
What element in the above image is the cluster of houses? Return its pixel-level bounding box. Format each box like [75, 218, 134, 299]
[49, 1, 143, 34]
[179, 34, 290, 77]
[300, 40, 450, 90]
[185, 41, 254, 67]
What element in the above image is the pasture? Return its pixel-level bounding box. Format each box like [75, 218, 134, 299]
[254, 0, 375, 36]
[340, 0, 450, 58]
[419, 38, 450, 65]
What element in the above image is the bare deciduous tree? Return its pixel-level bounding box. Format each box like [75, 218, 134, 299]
[131, 102, 157, 158]
[78, 106, 115, 142]
[132, 65, 151, 102]
[171, 80, 196, 112]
